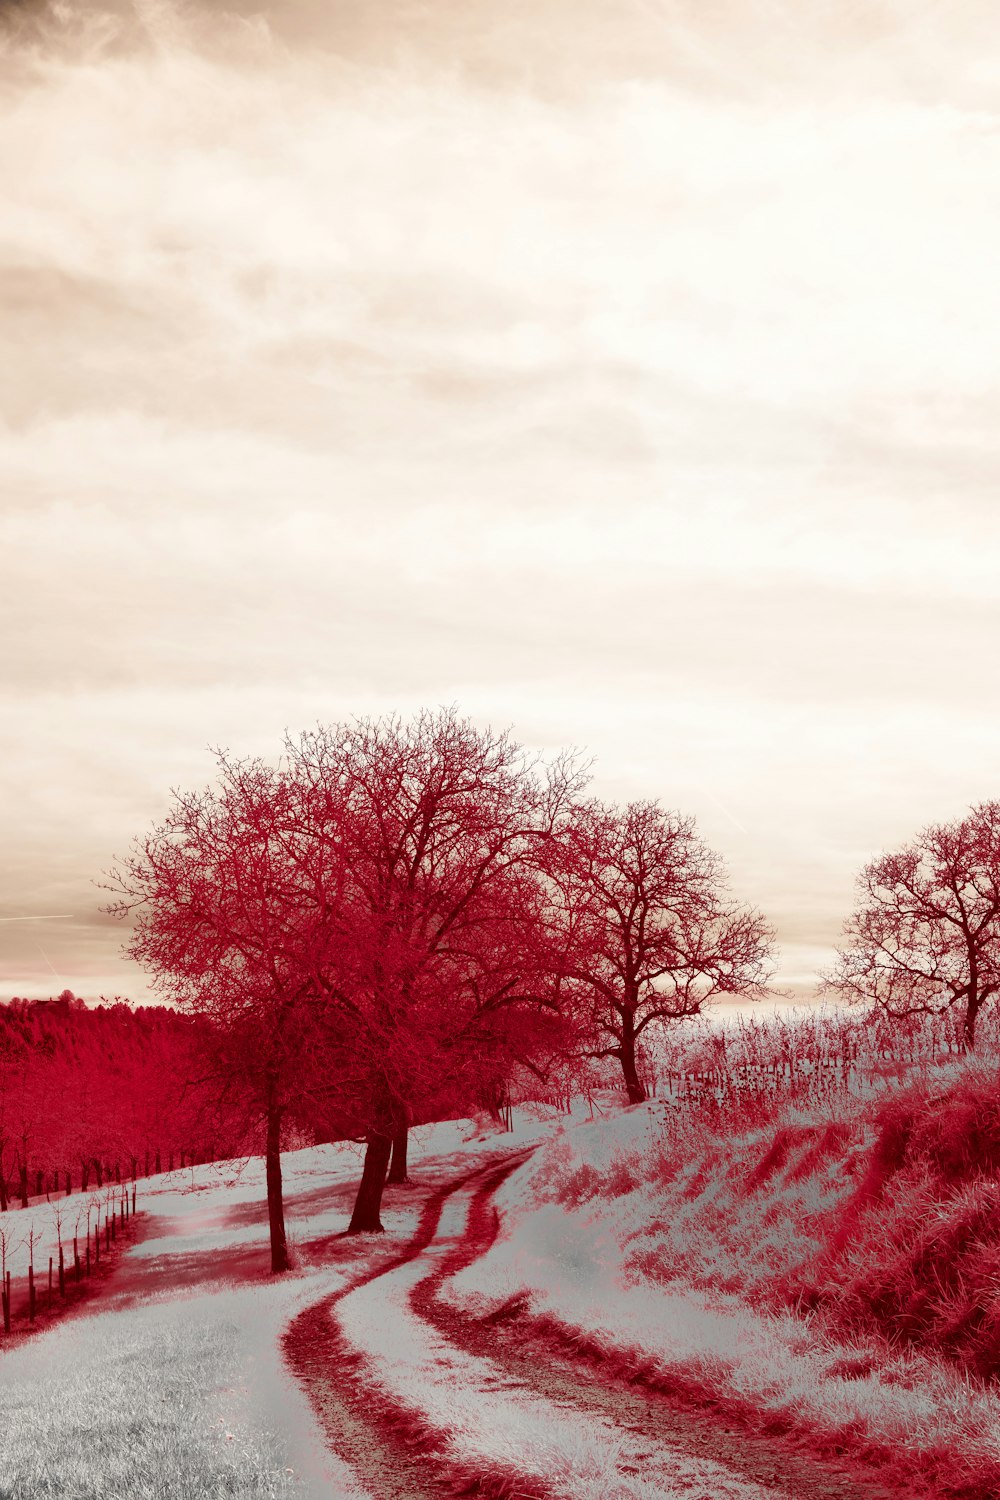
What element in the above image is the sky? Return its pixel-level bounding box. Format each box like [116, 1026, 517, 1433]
[2, 0, 1000, 1006]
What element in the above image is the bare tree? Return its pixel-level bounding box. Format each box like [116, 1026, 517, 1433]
[0, 1219, 21, 1332]
[105, 753, 337, 1273]
[551, 799, 774, 1103]
[285, 708, 586, 1232]
[825, 802, 1000, 1050]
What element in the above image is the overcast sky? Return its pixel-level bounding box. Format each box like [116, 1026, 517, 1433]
[2, 0, 1000, 1006]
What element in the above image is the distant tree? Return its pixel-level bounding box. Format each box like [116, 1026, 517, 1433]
[825, 802, 1000, 1051]
[551, 799, 774, 1103]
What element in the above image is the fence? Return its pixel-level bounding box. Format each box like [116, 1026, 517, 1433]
[1, 1183, 139, 1338]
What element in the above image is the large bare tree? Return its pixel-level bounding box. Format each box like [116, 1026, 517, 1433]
[826, 801, 1000, 1050]
[551, 799, 774, 1103]
[283, 707, 585, 1232]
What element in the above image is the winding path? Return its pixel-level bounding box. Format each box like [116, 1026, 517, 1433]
[284, 1151, 903, 1500]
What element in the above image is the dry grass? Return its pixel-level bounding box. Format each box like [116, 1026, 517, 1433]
[0, 1303, 298, 1499]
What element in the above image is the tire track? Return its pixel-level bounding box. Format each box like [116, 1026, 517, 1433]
[410, 1164, 905, 1500]
[282, 1148, 547, 1500]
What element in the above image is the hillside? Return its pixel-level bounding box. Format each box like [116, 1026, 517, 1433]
[443, 1060, 1000, 1500]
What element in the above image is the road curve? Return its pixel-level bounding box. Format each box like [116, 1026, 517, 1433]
[285, 1151, 901, 1500]
[282, 1149, 546, 1500]
[413, 1163, 902, 1500]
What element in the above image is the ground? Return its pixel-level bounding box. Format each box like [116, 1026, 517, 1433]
[1, 1097, 993, 1498]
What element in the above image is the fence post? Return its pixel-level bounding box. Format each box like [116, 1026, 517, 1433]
[48, 1256, 53, 1308]
[58, 1246, 65, 1298]
[28, 1262, 35, 1322]
[132, 1184, 137, 1214]
[1, 1271, 9, 1334]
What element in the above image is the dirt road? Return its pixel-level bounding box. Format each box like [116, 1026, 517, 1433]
[284, 1149, 912, 1500]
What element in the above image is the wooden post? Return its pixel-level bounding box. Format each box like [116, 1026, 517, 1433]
[85, 1243, 91, 1277]
[58, 1246, 65, 1298]
[94, 1224, 100, 1264]
[48, 1256, 53, 1308]
[73, 1236, 80, 1283]
[108, 1214, 114, 1246]
[1, 1271, 9, 1334]
[28, 1262, 35, 1322]
[132, 1184, 137, 1214]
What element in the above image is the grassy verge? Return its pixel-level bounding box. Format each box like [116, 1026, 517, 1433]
[446, 1061, 1000, 1498]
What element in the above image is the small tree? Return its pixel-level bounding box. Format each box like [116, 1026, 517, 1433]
[0, 1221, 21, 1332]
[52, 1201, 66, 1296]
[552, 799, 774, 1103]
[825, 802, 1000, 1051]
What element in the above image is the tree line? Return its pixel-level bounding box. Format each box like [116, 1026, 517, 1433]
[105, 708, 774, 1271]
[0, 996, 255, 1211]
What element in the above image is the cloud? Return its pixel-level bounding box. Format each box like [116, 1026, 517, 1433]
[2, 1, 1000, 999]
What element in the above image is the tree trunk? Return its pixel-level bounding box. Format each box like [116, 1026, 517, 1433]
[619, 1008, 647, 1105]
[81, 1160, 90, 1193]
[387, 1123, 409, 1183]
[18, 1164, 28, 1209]
[962, 996, 981, 1052]
[347, 1129, 393, 1232]
[265, 1095, 289, 1274]
[0, 1169, 7, 1214]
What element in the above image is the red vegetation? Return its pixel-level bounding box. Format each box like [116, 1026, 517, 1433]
[809, 1067, 1000, 1382]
